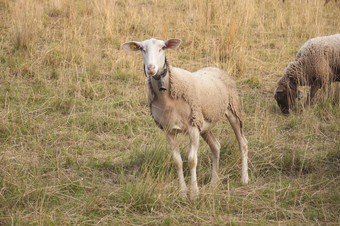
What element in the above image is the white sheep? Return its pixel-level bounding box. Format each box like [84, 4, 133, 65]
[274, 34, 340, 114]
[122, 38, 249, 199]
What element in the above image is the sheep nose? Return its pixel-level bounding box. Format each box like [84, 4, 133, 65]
[147, 64, 156, 75]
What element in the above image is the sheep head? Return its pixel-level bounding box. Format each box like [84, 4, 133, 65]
[122, 38, 181, 77]
[274, 84, 291, 114]
[274, 82, 302, 114]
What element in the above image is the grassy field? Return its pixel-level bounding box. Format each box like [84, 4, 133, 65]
[0, 0, 339, 224]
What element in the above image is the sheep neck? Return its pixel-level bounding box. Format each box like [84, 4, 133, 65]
[148, 64, 171, 102]
[145, 58, 169, 92]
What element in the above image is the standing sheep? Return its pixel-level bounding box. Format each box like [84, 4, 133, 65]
[122, 38, 249, 200]
[274, 34, 340, 114]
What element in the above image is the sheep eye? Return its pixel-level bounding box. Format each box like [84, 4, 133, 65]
[161, 46, 166, 50]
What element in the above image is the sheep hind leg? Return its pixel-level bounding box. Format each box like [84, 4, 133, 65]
[225, 109, 249, 185]
[201, 131, 220, 186]
[166, 133, 187, 199]
[188, 127, 200, 200]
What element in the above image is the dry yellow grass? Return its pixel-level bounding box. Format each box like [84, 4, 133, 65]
[0, 0, 339, 224]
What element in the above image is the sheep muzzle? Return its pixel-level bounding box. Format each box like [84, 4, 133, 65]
[274, 85, 290, 114]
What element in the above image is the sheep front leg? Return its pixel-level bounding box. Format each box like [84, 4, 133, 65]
[226, 110, 249, 185]
[201, 131, 220, 186]
[188, 127, 200, 200]
[306, 84, 320, 106]
[166, 133, 187, 198]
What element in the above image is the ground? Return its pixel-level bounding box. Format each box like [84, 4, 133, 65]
[0, 0, 339, 224]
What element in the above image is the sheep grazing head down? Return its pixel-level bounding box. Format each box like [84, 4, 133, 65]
[122, 38, 181, 77]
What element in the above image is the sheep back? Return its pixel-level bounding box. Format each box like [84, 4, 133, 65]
[169, 67, 242, 130]
[283, 34, 340, 86]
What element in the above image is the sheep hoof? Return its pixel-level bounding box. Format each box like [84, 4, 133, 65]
[241, 176, 249, 185]
[178, 186, 188, 200]
[179, 191, 187, 200]
[210, 177, 221, 188]
[190, 187, 199, 200]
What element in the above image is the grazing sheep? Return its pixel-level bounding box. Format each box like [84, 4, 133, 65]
[122, 38, 249, 199]
[325, 0, 338, 5]
[274, 34, 340, 114]
[282, 0, 338, 6]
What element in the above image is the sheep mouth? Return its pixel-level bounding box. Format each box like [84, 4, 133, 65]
[276, 100, 290, 114]
[275, 96, 289, 114]
[279, 107, 290, 114]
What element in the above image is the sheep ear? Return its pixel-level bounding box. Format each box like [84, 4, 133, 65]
[164, 39, 181, 49]
[122, 41, 142, 52]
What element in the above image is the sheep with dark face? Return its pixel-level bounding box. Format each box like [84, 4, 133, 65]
[274, 34, 340, 114]
[122, 38, 249, 200]
[325, 0, 339, 5]
[282, 0, 338, 6]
